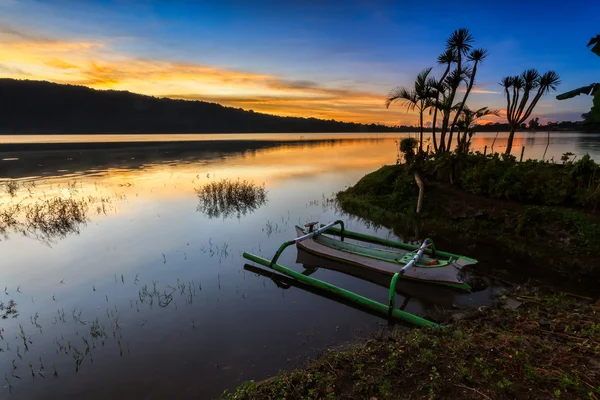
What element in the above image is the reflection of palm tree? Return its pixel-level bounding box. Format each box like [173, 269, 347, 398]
[386, 68, 433, 153]
[500, 70, 561, 154]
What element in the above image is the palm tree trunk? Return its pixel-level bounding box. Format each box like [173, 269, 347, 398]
[419, 111, 424, 153]
[431, 110, 438, 152]
[448, 62, 479, 153]
[432, 65, 451, 154]
[414, 171, 424, 213]
[442, 56, 462, 153]
[505, 125, 517, 155]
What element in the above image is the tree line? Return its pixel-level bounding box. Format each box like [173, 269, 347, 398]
[0, 79, 403, 134]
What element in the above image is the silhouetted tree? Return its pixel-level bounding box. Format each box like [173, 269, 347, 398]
[557, 34, 600, 131]
[428, 49, 457, 152]
[528, 117, 540, 130]
[456, 106, 500, 152]
[500, 70, 561, 154]
[386, 68, 433, 153]
[447, 47, 488, 150]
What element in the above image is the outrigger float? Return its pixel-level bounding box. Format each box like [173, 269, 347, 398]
[242, 220, 478, 328]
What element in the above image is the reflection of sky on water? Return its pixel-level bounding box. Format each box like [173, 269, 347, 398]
[0, 132, 596, 398]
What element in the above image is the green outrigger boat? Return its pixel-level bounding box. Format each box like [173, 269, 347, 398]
[243, 220, 478, 328]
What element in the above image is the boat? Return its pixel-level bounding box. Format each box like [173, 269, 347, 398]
[242, 221, 479, 328]
[294, 247, 460, 309]
[294, 223, 476, 291]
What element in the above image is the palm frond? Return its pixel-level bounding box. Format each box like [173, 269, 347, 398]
[521, 69, 540, 91]
[437, 48, 458, 66]
[499, 76, 514, 90]
[467, 48, 488, 63]
[539, 71, 561, 93]
[415, 67, 433, 92]
[385, 87, 417, 110]
[587, 34, 600, 56]
[557, 83, 600, 100]
[446, 28, 474, 55]
[512, 76, 525, 90]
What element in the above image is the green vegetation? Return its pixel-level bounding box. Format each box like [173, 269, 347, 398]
[0, 78, 403, 134]
[195, 178, 268, 219]
[387, 29, 493, 154]
[385, 28, 560, 156]
[335, 152, 600, 287]
[222, 288, 600, 399]
[557, 34, 600, 132]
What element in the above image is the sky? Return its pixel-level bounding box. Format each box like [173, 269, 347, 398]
[0, 0, 598, 126]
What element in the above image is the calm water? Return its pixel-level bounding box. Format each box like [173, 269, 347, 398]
[0, 132, 597, 399]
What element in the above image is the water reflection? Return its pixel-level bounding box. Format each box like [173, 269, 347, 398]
[196, 179, 267, 219]
[0, 133, 595, 399]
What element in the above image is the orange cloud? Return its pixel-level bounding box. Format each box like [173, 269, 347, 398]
[0, 25, 420, 125]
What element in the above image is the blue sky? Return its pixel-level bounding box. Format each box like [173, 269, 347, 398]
[0, 0, 597, 124]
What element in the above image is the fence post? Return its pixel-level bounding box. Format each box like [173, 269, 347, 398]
[483, 145, 487, 156]
[542, 131, 551, 161]
[520, 145, 525, 162]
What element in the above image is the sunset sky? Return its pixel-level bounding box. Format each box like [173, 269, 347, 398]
[0, 0, 598, 126]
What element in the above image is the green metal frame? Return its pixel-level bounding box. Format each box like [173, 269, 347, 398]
[269, 220, 345, 267]
[243, 252, 439, 328]
[322, 225, 477, 264]
[243, 221, 441, 328]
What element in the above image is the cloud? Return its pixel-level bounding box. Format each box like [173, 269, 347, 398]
[0, 25, 419, 125]
[470, 89, 501, 94]
[535, 111, 585, 123]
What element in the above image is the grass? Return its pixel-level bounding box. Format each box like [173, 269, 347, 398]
[0, 186, 116, 243]
[196, 178, 267, 219]
[221, 288, 600, 400]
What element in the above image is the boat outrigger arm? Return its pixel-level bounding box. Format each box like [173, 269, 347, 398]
[242, 220, 441, 328]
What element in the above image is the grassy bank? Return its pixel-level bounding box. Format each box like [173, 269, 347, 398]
[222, 288, 600, 399]
[336, 163, 600, 292]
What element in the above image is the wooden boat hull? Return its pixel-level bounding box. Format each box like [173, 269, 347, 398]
[295, 247, 460, 307]
[294, 226, 472, 290]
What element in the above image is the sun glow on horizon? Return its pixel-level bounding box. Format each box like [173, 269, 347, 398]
[0, 25, 418, 125]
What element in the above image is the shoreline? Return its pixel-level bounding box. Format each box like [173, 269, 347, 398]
[222, 159, 600, 399]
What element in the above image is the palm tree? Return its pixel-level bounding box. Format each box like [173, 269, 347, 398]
[438, 66, 470, 151]
[439, 28, 474, 152]
[501, 70, 561, 154]
[428, 49, 457, 152]
[386, 68, 433, 153]
[456, 106, 500, 152]
[446, 48, 488, 151]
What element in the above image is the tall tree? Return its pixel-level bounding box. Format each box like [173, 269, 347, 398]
[446, 48, 488, 150]
[428, 49, 457, 152]
[386, 68, 433, 153]
[438, 28, 474, 152]
[500, 70, 561, 154]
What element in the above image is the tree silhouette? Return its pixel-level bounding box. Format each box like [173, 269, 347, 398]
[557, 34, 600, 131]
[386, 68, 433, 152]
[500, 70, 561, 154]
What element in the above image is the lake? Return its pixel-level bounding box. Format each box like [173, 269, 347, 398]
[0, 131, 597, 399]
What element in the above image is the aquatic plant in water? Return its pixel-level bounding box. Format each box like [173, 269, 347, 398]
[195, 178, 267, 219]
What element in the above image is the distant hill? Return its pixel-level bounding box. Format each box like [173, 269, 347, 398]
[0, 79, 405, 134]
